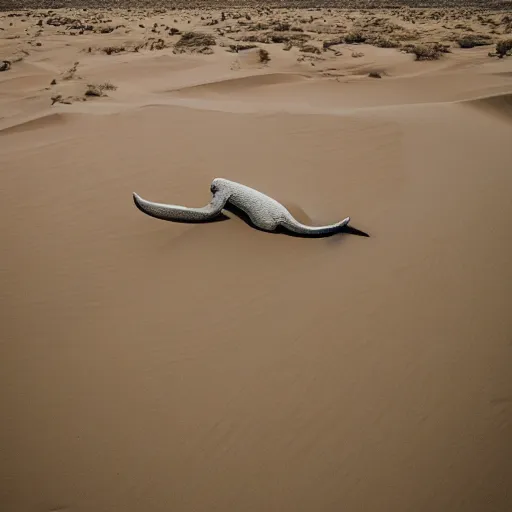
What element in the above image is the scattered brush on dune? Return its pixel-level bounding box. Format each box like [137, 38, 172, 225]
[323, 33, 400, 50]
[3, 8, 512, 79]
[141, 38, 169, 51]
[402, 42, 451, 60]
[457, 34, 493, 48]
[101, 45, 125, 55]
[85, 82, 117, 97]
[323, 36, 345, 50]
[344, 31, 367, 44]
[174, 31, 216, 54]
[88, 38, 170, 56]
[226, 43, 258, 53]
[369, 37, 401, 48]
[62, 61, 80, 80]
[495, 38, 512, 57]
[51, 93, 84, 105]
[241, 31, 310, 46]
[46, 16, 77, 27]
[258, 48, 270, 63]
[50, 82, 118, 105]
[300, 44, 322, 54]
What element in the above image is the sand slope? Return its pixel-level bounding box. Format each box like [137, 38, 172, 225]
[1, 7, 512, 512]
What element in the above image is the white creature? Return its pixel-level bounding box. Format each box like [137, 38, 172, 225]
[133, 178, 364, 238]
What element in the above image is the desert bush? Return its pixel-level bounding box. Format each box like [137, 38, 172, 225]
[246, 22, 269, 32]
[345, 31, 366, 44]
[51, 94, 72, 105]
[323, 36, 344, 49]
[273, 22, 291, 32]
[47, 16, 75, 26]
[227, 43, 257, 53]
[102, 46, 125, 55]
[85, 82, 117, 97]
[146, 38, 167, 51]
[300, 44, 321, 54]
[496, 39, 512, 57]
[270, 32, 305, 44]
[85, 85, 102, 97]
[258, 48, 270, 63]
[403, 43, 449, 61]
[99, 82, 117, 91]
[369, 37, 400, 48]
[175, 31, 216, 52]
[243, 32, 309, 45]
[62, 61, 79, 80]
[457, 34, 493, 48]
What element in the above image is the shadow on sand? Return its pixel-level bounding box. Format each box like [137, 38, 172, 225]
[222, 203, 370, 239]
[133, 195, 370, 239]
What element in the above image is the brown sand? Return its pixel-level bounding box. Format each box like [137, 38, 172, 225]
[1, 6, 512, 512]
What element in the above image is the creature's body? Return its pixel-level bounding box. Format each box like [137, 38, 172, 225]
[133, 178, 366, 238]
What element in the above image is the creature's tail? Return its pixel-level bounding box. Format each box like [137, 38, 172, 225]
[280, 213, 370, 238]
[340, 225, 370, 237]
[133, 192, 229, 224]
[280, 215, 352, 237]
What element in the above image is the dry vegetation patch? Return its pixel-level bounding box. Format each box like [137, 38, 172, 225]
[85, 81, 117, 96]
[402, 42, 451, 60]
[174, 31, 216, 53]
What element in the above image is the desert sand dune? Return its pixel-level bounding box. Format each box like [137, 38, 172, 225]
[462, 90, 512, 119]
[1, 5, 512, 512]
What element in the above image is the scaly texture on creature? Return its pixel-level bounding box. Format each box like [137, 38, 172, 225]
[133, 178, 366, 237]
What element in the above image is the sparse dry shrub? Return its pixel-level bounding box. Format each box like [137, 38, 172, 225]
[323, 36, 344, 50]
[174, 31, 216, 53]
[99, 82, 117, 91]
[345, 31, 366, 44]
[258, 48, 270, 63]
[102, 45, 125, 55]
[146, 38, 167, 50]
[300, 44, 321, 54]
[403, 42, 450, 61]
[270, 32, 308, 44]
[85, 82, 117, 97]
[62, 61, 79, 80]
[246, 22, 269, 32]
[227, 43, 257, 53]
[368, 36, 400, 48]
[457, 34, 493, 48]
[47, 16, 75, 27]
[496, 38, 512, 57]
[242, 31, 309, 46]
[273, 22, 291, 32]
[85, 85, 102, 97]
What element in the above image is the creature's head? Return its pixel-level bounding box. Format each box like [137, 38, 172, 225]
[210, 178, 229, 195]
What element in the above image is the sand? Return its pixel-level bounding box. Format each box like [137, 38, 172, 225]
[1, 5, 512, 512]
